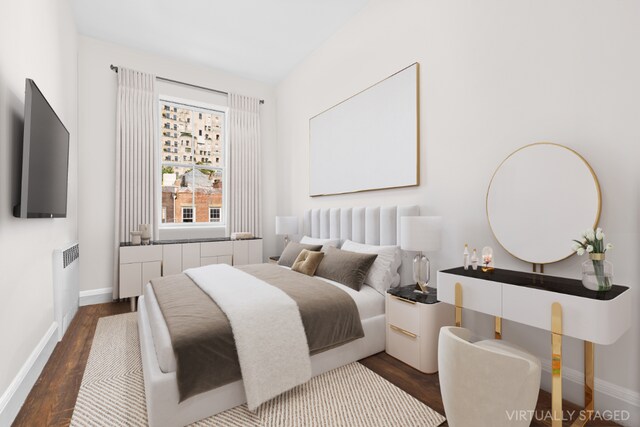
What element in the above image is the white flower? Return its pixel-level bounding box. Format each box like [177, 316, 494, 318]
[577, 247, 585, 256]
[586, 229, 595, 241]
[571, 242, 581, 251]
[586, 245, 594, 253]
[596, 230, 604, 240]
[606, 243, 613, 251]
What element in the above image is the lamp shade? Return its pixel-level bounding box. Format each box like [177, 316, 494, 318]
[275, 216, 298, 236]
[400, 216, 442, 252]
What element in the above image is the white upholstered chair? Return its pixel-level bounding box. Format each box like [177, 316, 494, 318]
[438, 326, 541, 427]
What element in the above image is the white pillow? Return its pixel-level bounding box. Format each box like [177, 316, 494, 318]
[340, 240, 401, 295]
[300, 236, 340, 251]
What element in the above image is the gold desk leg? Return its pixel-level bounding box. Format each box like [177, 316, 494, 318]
[495, 316, 502, 339]
[455, 282, 462, 327]
[551, 302, 563, 427]
[571, 341, 595, 426]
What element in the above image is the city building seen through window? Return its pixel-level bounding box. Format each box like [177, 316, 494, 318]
[160, 99, 225, 225]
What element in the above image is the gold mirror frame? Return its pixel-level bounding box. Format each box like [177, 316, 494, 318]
[486, 142, 601, 265]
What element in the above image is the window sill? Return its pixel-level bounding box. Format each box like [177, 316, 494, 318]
[158, 224, 228, 241]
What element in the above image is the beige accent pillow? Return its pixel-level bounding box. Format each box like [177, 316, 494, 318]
[315, 246, 378, 291]
[291, 249, 325, 276]
[277, 242, 323, 267]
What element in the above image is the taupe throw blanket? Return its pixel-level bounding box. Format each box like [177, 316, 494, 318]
[150, 264, 364, 402]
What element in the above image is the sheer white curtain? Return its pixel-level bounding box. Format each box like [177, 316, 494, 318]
[228, 93, 262, 237]
[113, 68, 159, 298]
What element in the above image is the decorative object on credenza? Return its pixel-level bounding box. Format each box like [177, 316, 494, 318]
[470, 248, 479, 271]
[139, 224, 151, 245]
[231, 231, 255, 240]
[400, 216, 442, 294]
[481, 246, 494, 272]
[573, 228, 613, 291]
[130, 231, 142, 246]
[463, 244, 470, 270]
[275, 216, 298, 247]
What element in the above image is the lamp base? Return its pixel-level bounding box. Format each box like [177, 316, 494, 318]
[412, 252, 431, 294]
[414, 281, 430, 294]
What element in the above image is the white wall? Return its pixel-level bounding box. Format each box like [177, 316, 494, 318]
[0, 0, 78, 418]
[277, 0, 640, 420]
[77, 36, 278, 293]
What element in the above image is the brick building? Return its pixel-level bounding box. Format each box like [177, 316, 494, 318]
[162, 169, 223, 224]
[160, 99, 225, 225]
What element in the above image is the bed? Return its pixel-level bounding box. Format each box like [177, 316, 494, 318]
[138, 205, 419, 427]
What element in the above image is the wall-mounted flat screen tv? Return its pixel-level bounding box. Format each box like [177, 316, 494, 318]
[14, 78, 70, 218]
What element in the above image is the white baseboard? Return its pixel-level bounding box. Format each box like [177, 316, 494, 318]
[0, 322, 58, 426]
[539, 359, 640, 426]
[79, 287, 113, 306]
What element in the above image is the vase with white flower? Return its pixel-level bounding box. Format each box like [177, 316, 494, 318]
[572, 228, 613, 291]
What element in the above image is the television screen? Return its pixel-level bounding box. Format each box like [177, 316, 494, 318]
[14, 79, 70, 218]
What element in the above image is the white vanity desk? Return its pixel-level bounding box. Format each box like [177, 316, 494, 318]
[438, 267, 632, 427]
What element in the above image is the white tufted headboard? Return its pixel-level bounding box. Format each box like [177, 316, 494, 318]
[303, 206, 420, 285]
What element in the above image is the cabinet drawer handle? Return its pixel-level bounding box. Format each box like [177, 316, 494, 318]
[391, 295, 416, 305]
[390, 324, 417, 339]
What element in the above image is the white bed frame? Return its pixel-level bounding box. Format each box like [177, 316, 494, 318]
[138, 205, 420, 427]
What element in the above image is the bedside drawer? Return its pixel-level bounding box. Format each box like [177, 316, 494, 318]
[387, 294, 420, 335]
[386, 324, 420, 368]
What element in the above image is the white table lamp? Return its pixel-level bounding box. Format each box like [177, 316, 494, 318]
[275, 216, 298, 247]
[400, 216, 442, 293]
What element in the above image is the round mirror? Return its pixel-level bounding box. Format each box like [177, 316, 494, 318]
[486, 143, 601, 264]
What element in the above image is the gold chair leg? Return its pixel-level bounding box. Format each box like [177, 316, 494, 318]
[551, 302, 563, 427]
[495, 316, 502, 339]
[455, 282, 462, 327]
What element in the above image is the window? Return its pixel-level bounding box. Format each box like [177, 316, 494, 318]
[209, 207, 221, 222]
[182, 206, 194, 223]
[160, 98, 226, 226]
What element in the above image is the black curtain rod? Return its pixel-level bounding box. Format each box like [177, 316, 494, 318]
[110, 65, 265, 105]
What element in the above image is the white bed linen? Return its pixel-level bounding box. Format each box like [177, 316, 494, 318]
[186, 264, 311, 410]
[144, 267, 385, 374]
[139, 297, 386, 427]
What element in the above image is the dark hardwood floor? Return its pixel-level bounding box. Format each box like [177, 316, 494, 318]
[14, 301, 619, 426]
[12, 301, 130, 427]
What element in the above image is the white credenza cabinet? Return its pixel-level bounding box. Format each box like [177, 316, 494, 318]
[119, 238, 263, 310]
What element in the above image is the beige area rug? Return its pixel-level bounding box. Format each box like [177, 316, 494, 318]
[71, 313, 445, 427]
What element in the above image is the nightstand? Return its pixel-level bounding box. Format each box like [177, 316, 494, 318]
[268, 256, 280, 264]
[385, 285, 455, 373]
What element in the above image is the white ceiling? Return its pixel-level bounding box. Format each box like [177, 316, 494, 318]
[72, 0, 369, 83]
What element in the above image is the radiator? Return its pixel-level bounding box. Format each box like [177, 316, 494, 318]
[53, 242, 80, 341]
